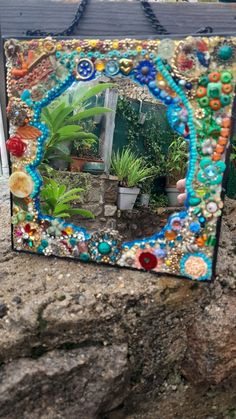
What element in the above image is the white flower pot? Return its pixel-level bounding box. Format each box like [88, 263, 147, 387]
[140, 193, 150, 207]
[165, 187, 180, 207]
[118, 187, 140, 210]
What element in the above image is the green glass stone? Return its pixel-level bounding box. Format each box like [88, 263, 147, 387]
[79, 253, 90, 262]
[217, 45, 233, 61]
[199, 75, 209, 87]
[18, 212, 25, 222]
[196, 188, 207, 197]
[25, 213, 34, 221]
[221, 71, 233, 83]
[206, 236, 216, 247]
[28, 240, 33, 248]
[207, 82, 221, 99]
[98, 241, 111, 255]
[11, 215, 18, 225]
[208, 126, 221, 138]
[198, 96, 209, 107]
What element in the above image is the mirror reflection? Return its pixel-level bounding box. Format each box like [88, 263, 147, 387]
[38, 77, 188, 242]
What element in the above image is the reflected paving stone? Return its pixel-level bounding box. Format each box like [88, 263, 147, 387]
[104, 205, 117, 217]
[104, 177, 119, 204]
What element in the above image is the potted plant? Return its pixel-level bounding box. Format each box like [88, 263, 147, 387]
[40, 82, 113, 172]
[165, 135, 188, 207]
[70, 135, 99, 172]
[139, 169, 160, 208]
[139, 179, 152, 207]
[71, 117, 105, 174]
[111, 148, 153, 210]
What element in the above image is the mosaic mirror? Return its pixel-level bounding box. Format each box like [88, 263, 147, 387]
[4, 36, 236, 281]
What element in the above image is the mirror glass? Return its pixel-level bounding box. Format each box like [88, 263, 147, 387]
[38, 77, 187, 242]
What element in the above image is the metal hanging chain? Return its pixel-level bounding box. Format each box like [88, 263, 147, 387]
[26, 0, 213, 38]
[140, 0, 213, 35]
[140, 0, 169, 35]
[26, 0, 89, 37]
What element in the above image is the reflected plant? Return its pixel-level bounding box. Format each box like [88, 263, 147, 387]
[39, 82, 114, 168]
[165, 136, 188, 184]
[116, 97, 173, 175]
[40, 178, 94, 219]
[230, 135, 236, 169]
[111, 148, 153, 188]
[149, 193, 168, 210]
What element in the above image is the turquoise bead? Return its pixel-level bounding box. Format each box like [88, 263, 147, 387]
[217, 45, 233, 61]
[189, 197, 201, 206]
[79, 253, 90, 262]
[98, 241, 111, 255]
[41, 239, 48, 248]
[220, 94, 231, 106]
[37, 245, 44, 254]
[69, 238, 77, 246]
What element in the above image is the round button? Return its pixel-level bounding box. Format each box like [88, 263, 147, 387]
[76, 58, 95, 80]
[9, 171, 34, 198]
[206, 202, 218, 213]
[105, 60, 119, 77]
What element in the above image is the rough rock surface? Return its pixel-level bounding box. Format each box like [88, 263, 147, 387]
[1, 174, 236, 418]
[0, 345, 128, 419]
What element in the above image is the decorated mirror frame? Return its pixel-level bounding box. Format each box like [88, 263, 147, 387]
[3, 36, 236, 281]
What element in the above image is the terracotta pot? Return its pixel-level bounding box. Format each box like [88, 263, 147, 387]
[70, 157, 87, 172]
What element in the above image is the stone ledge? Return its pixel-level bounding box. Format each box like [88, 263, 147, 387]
[2, 175, 236, 418]
[0, 345, 129, 419]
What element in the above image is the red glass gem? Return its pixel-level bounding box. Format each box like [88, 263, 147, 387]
[139, 252, 157, 270]
[24, 223, 31, 233]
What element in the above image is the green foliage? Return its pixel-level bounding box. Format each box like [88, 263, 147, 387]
[116, 97, 174, 175]
[111, 148, 153, 188]
[149, 193, 168, 210]
[165, 136, 188, 183]
[40, 178, 94, 219]
[40, 83, 113, 167]
[230, 135, 236, 168]
[115, 97, 187, 201]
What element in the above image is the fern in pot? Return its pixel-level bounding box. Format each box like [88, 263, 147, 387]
[111, 148, 153, 210]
